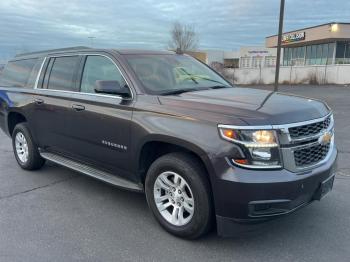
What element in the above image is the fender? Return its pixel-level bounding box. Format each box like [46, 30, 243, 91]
[133, 133, 216, 180]
[0, 88, 36, 137]
[6, 109, 29, 135]
[0, 89, 15, 136]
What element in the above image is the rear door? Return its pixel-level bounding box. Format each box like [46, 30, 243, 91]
[61, 54, 135, 178]
[33, 55, 82, 152]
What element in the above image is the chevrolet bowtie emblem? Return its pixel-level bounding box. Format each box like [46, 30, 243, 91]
[319, 132, 332, 145]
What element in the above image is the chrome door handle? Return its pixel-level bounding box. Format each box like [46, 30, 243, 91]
[72, 104, 85, 111]
[34, 98, 44, 105]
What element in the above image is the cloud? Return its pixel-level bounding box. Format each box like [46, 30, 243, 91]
[0, 0, 349, 61]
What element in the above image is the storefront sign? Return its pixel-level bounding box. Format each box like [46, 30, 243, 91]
[248, 50, 269, 54]
[282, 32, 305, 44]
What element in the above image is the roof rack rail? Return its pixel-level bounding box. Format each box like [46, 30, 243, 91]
[15, 46, 91, 57]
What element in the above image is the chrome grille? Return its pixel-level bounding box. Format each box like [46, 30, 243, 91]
[289, 116, 331, 139]
[278, 113, 334, 172]
[294, 143, 330, 167]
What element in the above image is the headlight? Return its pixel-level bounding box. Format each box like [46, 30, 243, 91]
[218, 126, 282, 169]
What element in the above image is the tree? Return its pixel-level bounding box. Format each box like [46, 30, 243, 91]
[168, 22, 198, 53]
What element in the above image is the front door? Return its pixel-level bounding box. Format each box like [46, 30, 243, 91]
[64, 55, 134, 178]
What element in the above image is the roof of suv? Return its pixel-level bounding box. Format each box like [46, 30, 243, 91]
[113, 49, 174, 55]
[14, 46, 175, 60]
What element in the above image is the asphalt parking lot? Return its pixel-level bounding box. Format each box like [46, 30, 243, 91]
[0, 85, 349, 262]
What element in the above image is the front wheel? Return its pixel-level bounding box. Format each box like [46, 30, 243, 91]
[145, 152, 213, 239]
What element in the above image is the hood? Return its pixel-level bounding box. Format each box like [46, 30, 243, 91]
[158, 88, 330, 126]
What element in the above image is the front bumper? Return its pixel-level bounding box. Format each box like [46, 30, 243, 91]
[211, 146, 337, 236]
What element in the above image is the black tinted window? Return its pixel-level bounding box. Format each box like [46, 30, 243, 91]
[0, 58, 39, 88]
[47, 56, 80, 91]
[81, 56, 126, 94]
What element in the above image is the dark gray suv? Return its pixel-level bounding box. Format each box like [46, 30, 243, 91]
[0, 47, 337, 239]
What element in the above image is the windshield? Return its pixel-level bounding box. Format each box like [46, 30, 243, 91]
[125, 54, 232, 95]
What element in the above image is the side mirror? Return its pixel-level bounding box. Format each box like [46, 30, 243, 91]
[94, 80, 131, 97]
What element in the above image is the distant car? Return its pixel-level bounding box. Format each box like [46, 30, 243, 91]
[0, 47, 337, 239]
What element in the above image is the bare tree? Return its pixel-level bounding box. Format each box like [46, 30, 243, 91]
[168, 22, 198, 53]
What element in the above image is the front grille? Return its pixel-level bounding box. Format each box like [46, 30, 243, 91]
[294, 143, 330, 167]
[289, 116, 331, 139]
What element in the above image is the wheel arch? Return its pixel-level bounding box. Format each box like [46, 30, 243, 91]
[136, 135, 215, 186]
[7, 111, 27, 136]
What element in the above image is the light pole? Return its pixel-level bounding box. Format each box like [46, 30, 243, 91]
[88, 36, 96, 47]
[274, 0, 285, 92]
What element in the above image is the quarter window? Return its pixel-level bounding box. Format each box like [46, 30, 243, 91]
[47, 56, 80, 91]
[80, 56, 126, 94]
[0, 58, 40, 88]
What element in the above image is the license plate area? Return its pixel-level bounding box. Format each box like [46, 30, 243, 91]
[314, 174, 335, 200]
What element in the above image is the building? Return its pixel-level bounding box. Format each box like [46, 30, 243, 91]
[184, 51, 208, 63]
[238, 47, 276, 68]
[199, 47, 276, 69]
[266, 22, 350, 66]
[202, 50, 239, 68]
[223, 51, 240, 68]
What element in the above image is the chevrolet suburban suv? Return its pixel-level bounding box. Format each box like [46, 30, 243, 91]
[0, 47, 337, 239]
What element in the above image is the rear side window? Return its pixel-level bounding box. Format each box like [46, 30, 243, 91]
[0, 58, 41, 88]
[46, 56, 80, 91]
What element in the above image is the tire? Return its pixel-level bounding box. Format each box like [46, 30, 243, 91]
[145, 152, 213, 239]
[12, 122, 45, 170]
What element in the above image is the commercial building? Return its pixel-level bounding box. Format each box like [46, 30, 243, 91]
[266, 22, 350, 66]
[184, 50, 208, 63]
[202, 50, 240, 68]
[222, 51, 240, 68]
[238, 47, 276, 68]
[196, 47, 276, 69]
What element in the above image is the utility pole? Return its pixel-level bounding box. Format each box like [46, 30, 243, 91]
[88, 36, 96, 47]
[274, 0, 285, 92]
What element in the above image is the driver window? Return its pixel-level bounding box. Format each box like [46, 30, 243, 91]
[81, 56, 126, 94]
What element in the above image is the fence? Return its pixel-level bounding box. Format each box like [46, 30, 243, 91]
[224, 64, 350, 85]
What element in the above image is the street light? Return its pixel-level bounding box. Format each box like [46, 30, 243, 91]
[88, 36, 96, 47]
[274, 0, 285, 92]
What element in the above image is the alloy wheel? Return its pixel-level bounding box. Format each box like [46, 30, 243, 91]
[154, 171, 195, 226]
[15, 132, 29, 163]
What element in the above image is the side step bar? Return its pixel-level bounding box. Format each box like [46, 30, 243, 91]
[40, 152, 143, 192]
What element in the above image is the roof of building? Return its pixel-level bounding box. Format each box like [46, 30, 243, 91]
[266, 22, 350, 38]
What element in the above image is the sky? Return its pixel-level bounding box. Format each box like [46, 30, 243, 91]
[0, 0, 349, 61]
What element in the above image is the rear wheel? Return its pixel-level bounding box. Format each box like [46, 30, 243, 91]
[145, 152, 213, 239]
[12, 123, 45, 170]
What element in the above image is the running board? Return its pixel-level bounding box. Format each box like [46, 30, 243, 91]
[40, 152, 143, 192]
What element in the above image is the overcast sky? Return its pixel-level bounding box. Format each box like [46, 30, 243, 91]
[0, 0, 349, 61]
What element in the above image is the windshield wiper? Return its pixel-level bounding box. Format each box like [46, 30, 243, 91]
[192, 76, 231, 87]
[160, 88, 200, 96]
[208, 85, 231, 89]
